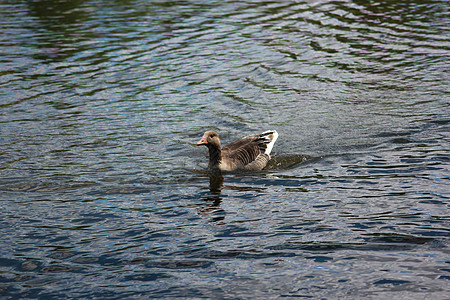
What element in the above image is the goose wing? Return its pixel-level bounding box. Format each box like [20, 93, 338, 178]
[222, 130, 278, 170]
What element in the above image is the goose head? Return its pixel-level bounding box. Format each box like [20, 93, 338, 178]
[196, 131, 221, 149]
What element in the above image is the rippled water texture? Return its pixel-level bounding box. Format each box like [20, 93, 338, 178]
[1, 0, 449, 298]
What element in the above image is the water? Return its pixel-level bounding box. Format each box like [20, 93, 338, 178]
[0, 0, 449, 298]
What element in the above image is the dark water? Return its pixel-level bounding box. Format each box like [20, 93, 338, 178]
[1, 0, 449, 298]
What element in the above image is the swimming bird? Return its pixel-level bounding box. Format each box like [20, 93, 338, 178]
[196, 130, 278, 172]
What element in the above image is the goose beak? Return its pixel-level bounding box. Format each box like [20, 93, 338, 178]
[196, 136, 208, 145]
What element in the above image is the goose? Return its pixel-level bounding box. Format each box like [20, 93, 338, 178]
[196, 130, 278, 172]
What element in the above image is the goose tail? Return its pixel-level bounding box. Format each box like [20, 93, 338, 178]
[261, 130, 278, 155]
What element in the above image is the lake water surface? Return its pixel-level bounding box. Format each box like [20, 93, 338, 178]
[0, 0, 449, 299]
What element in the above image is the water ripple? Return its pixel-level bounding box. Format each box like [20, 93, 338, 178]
[0, 0, 449, 299]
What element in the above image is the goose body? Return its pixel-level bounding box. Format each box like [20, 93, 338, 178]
[196, 130, 278, 172]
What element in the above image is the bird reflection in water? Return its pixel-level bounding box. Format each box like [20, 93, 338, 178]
[198, 174, 225, 222]
[208, 173, 224, 195]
